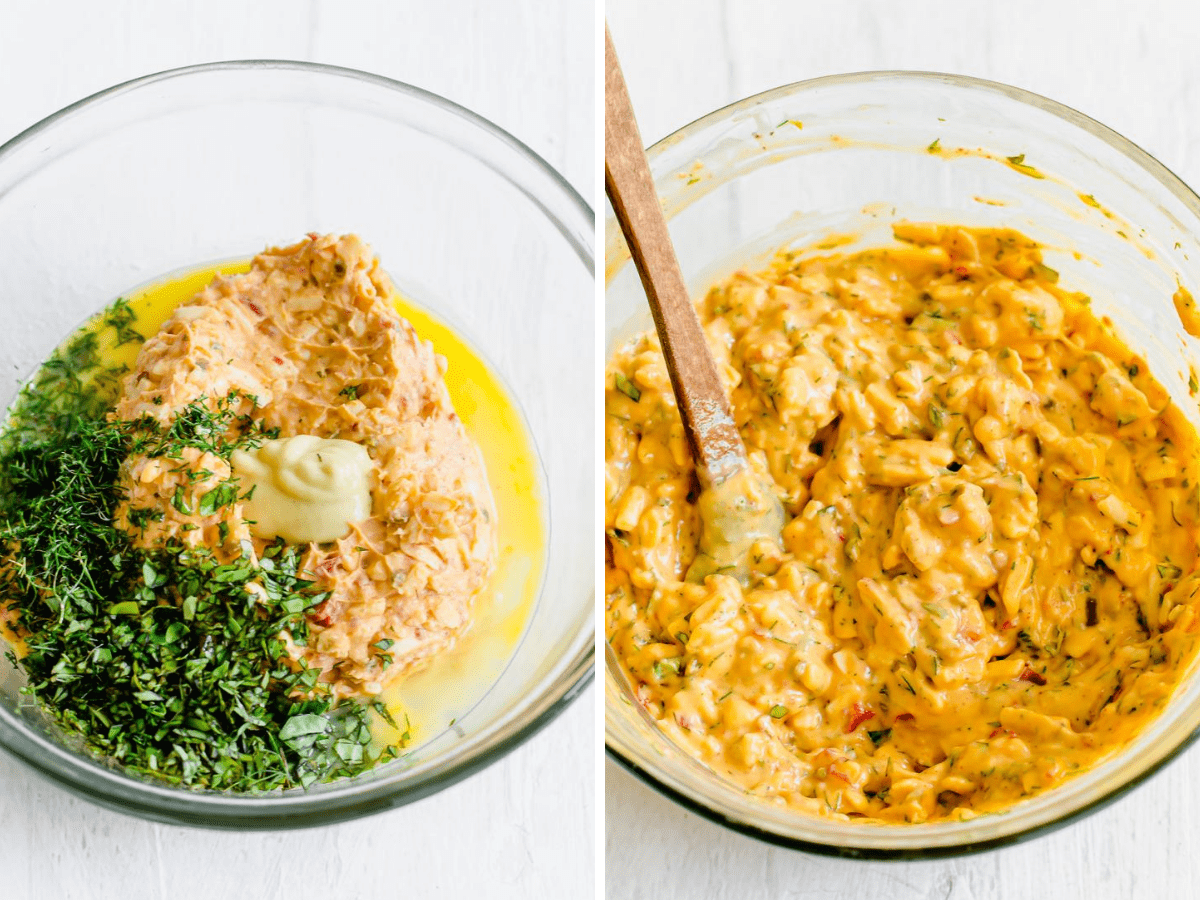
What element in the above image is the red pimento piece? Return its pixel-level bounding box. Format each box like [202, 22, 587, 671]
[894, 712, 915, 722]
[845, 702, 875, 733]
[1018, 667, 1047, 686]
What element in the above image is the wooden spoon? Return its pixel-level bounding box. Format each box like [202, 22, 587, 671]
[604, 26, 745, 488]
[605, 27, 783, 582]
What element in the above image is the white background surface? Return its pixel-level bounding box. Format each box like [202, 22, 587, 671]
[0, 3, 594, 899]
[606, 2, 1200, 898]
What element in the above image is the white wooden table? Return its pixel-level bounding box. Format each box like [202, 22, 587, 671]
[606, 2, 1200, 897]
[0, 4, 594, 899]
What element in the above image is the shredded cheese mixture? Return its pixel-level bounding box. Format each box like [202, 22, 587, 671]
[605, 224, 1200, 823]
[116, 234, 497, 699]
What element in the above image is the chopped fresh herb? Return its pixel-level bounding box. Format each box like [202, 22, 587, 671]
[1005, 153, 1045, 179]
[0, 309, 402, 790]
[1031, 262, 1059, 283]
[197, 480, 239, 517]
[371, 700, 398, 729]
[338, 384, 360, 400]
[1157, 563, 1183, 581]
[927, 138, 941, 153]
[614, 373, 641, 402]
[867, 728, 892, 746]
[653, 657, 683, 679]
[103, 298, 145, 347]
[769, 705, 788, 719]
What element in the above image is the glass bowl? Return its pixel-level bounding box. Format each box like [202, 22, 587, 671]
[0, 60, 594, 828]
[605, 71, 1200, 857]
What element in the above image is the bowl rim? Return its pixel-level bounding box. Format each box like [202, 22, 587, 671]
[604, 67, 1200, 859]
[0, 58, 595, 263]
[0, 58, 596, 829]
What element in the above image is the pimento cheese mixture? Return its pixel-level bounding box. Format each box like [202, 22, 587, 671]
[605, 224, 1200, 822]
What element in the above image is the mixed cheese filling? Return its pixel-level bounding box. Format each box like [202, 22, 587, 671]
[605, 225, 1200, 823]
[115, 234, 497, 699]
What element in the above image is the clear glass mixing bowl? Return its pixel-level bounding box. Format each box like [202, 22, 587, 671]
[605, 71, 1200, 857]
[0, 60, 594, 829]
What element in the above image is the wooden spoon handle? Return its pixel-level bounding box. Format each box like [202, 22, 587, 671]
[604, 26, 746, 487]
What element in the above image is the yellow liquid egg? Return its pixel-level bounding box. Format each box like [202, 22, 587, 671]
[98, 259, 546, 752]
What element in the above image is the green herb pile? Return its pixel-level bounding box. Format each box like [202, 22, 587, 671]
[0, 301, 403, 790]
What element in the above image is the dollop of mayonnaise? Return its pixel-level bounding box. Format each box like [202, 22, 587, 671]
[230, 435, 373, 544]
